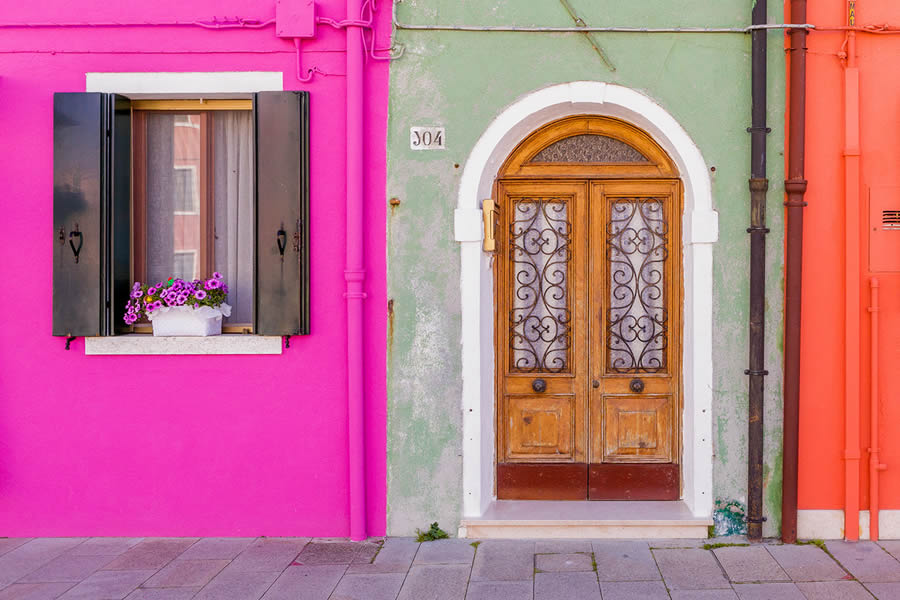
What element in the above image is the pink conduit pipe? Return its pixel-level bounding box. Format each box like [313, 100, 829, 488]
[869, 278, 887, 540]
[345, 0, 367, 541]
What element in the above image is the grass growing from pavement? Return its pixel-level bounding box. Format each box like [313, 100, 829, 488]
[703, 542, 750, 550]
[415, 522, 449, 542]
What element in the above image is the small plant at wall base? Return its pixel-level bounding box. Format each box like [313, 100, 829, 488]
[415, 522, 449, 542]
[124, 273, 231, 337]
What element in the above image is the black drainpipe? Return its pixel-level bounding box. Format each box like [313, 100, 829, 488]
[746, 0, 770, 542]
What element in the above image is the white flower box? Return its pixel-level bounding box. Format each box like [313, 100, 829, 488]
[148, 304, 232, 337]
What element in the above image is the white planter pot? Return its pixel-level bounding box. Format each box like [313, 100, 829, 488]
[148, 304, 231, 337]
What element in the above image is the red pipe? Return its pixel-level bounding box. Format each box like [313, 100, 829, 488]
[842, 4, 861, 541]
[868, 278, 886, 540]
[346, 0, 367, 541]
[782, 0, 809, 544]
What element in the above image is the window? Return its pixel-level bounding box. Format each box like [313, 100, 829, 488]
[51, 92, 310, 338]
[132, 105, 254, 330]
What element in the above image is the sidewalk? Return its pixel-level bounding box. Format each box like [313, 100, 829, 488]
[2, 536, 900, 599]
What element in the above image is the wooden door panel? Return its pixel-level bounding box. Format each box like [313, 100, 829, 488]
[592, 394, 674, 463]
[496, 181, 588, 470]
[506, 395, 575, 460]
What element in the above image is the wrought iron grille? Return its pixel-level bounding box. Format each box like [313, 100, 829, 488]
[508, 198, 572, 373]
[606, 197, 668, 373]
[530, 134, 649, 163]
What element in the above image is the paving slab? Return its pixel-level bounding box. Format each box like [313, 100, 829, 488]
[714, 546, 789, 583]
[413, 539, 475, 565]
[464, 581, 533, 600]
[593, 541, 659, 582]
[328, 573, 406, 600]
[732, 582, 806, 599]
[69, 539, 142, 557]
[535, 553, 593, 573]
[600, 581, 670, 600]
[397, 564, 470, 600]
[471, 541, 535, 582]
[141, 559, 228, 588]
[345, 538, 418, 574]
[535, 541, 592, 554]
[17, 553, 116, 583]
[228, 538, 308, 573]
[58, 569, 155, 600]
[102, 540, 197, 571]
[669, 591, 739, 599]
[653, 548, 730, 590]
[880, 542, 900, 562]
[795, 581, 875, 599]
[260, 565, 345, 600]
[765, 544, 847, 582]
[534, 572, 601, 600]
[295, 542, 360, 565]
[193, 568, 279, 600]
[825, 541, 900, 583]
[124, 590, 201, 600]
[349, 541, 382, 565]
[0, 582, 75, 600]
[176, 538, 256, 560]
[866, 582, 900, 600]
[0, 540, 32, 559]
[0, 539, 89, 587]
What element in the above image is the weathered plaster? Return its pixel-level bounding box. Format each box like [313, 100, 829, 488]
[386, 0, 786, 537]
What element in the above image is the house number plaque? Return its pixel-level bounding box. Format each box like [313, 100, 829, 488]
[410, 126, 445, 150]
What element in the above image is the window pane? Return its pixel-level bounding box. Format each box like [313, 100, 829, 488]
[213, 111, 254, 325]
[146, 113, 201, 283]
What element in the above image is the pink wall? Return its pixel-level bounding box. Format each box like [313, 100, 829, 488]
[0, 0, 388, 536]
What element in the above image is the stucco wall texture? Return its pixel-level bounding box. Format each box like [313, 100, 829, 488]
[0, 0, 389, 536]
[386, 0, 786, 537]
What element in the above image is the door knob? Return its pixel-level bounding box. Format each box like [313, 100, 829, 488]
[532, 378, 547, 393]
[630, 378, 645, 393]
[592, 380, 600, 389]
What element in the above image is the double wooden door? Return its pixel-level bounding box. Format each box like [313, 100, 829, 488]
[495, 179, 682, 500]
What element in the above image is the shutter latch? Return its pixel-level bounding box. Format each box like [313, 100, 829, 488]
[68, 224, 82, 264]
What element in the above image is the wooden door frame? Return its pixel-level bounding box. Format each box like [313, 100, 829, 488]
[454, 82, 717, 523]
[492, 119, 685, 500]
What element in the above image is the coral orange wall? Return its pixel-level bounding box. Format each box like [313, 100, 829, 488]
[799, 0, 900, 513]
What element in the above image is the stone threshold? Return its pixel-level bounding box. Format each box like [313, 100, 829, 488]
[459, 500, 712, 539]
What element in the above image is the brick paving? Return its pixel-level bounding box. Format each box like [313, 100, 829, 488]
[1, 537, 900, 599]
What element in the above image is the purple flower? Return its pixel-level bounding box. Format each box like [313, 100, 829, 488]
[194, 290, 207, 300]
[147, 301, 163, 312]
[131, 289, 143, 299]
[132, 281, 142, 290]
[147, 286, 157, 295]
[206, 278, 222, 290]
[176, 293, 189, 305]
[213, 271, 223, 279]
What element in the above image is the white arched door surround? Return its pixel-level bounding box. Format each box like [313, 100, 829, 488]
[453, 81, 718, 519]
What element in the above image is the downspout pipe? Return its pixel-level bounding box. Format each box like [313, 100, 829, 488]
[746, 0, 770, 543]
[843, 0, 861, 542]
[346, 0, 367, 541]
[782, 0, 809, 544]
[869, 278, 886, 540]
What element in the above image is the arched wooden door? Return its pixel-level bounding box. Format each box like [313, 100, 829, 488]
[494, 116, 683, 500]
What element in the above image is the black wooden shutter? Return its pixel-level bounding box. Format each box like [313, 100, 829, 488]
[52, 92, 131, 337]
[254, 91, 310, 335]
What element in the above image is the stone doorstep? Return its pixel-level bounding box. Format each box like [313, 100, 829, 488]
[460, 500, 712, 540]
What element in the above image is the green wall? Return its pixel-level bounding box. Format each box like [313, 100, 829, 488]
[386, 0, 786, 538]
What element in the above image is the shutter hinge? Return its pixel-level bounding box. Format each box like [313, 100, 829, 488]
[64, 336, 76, 350]
[482, 198, 499, 253]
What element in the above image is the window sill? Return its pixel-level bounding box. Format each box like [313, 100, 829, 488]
[84, 334, 283, 356]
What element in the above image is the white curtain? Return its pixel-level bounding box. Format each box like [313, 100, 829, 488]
[213, 112, 254, 325]
[144, 111, 254, 325]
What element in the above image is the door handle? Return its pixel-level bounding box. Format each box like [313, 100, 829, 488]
[630, 378, 645, 393]
[531, 378, 547, 393]
[592, 380, 600, 389]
